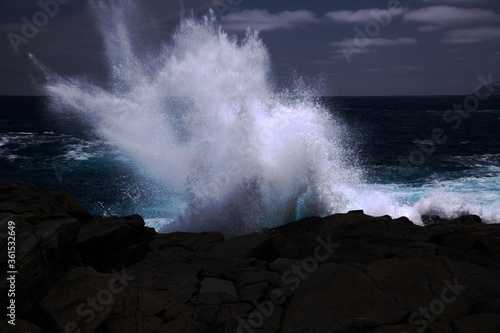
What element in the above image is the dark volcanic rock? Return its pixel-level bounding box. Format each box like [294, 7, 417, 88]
[2, 181, 500, 332]
[1, 217, 80, 314]
[40, 266, 117, 333]
[281, 263, 408, 332]
[200, 232, 273, 260]
[452, 313, 500, 333]
[148, 231, 225, 253]
[105, 262, 202, 332]
[77, 214, 155, 271]
[0, 180, 92, 223]
[422, 214, 483, 227]
[0, 318, 42, 332]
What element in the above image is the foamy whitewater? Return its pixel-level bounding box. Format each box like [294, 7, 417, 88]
[27, 0, 499, 233]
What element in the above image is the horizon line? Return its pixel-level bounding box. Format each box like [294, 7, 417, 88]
[0, 93, 487, 98]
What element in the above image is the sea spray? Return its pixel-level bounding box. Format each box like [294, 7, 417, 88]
[37, 0, 361, 234]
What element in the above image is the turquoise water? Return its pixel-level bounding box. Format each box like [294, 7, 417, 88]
[1, 95, 499, 233]
[2, 5, 499, 233]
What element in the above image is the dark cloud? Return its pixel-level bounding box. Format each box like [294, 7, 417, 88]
[222, 9, 319, 32]
[1, 0, 499, 96]
[443, 27, 500, 43]
[325, 8, 404, 23]
[404, 5, 499, 26]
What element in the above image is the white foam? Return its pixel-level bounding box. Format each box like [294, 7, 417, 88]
[6, 154, 19, 161]
[0, 137, 8, 147]
[39, 3, 362, 233]
[36, 0, 499, 231]
[144, 218, 175, 231]
[62, 143, 94, 161]
[343, 177, 500, 224]
[63, 150, 92, 161]
[0, 131, 58, 148]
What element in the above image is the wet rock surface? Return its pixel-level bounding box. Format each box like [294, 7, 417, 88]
[1, 180, 500, 332]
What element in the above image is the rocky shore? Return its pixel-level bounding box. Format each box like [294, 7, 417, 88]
[1, 180, 500, 332]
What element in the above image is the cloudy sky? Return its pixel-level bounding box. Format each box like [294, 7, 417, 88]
[1, 0, 500, 96]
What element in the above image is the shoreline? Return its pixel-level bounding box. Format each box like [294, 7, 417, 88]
[1, 180, 500, 332]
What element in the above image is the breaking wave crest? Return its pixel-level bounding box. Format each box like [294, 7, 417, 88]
[38, 0, 361, 234]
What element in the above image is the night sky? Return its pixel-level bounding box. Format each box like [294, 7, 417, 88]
[1, 0, 500, 96]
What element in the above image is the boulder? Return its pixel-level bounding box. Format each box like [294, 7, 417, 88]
[39, 267, 118, 333]
[0, 180, 92, 223]
[281, 263, 408, 332]
[452, 313, 500, 333]
[1, 217, 80, 314]
[3, 181, 500, 332]
[364, 257, 454, 314]
[148, 231, 224, 253]
[0, 319, 42, 333]
[200, 277, 238, 298]
[77, 214, 154, 271]
[200, 232, 273, 260]
[105, 262, 202, 331]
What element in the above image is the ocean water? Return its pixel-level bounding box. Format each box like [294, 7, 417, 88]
[1, 94, 499, 234]
[1, 2, 499, 234]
